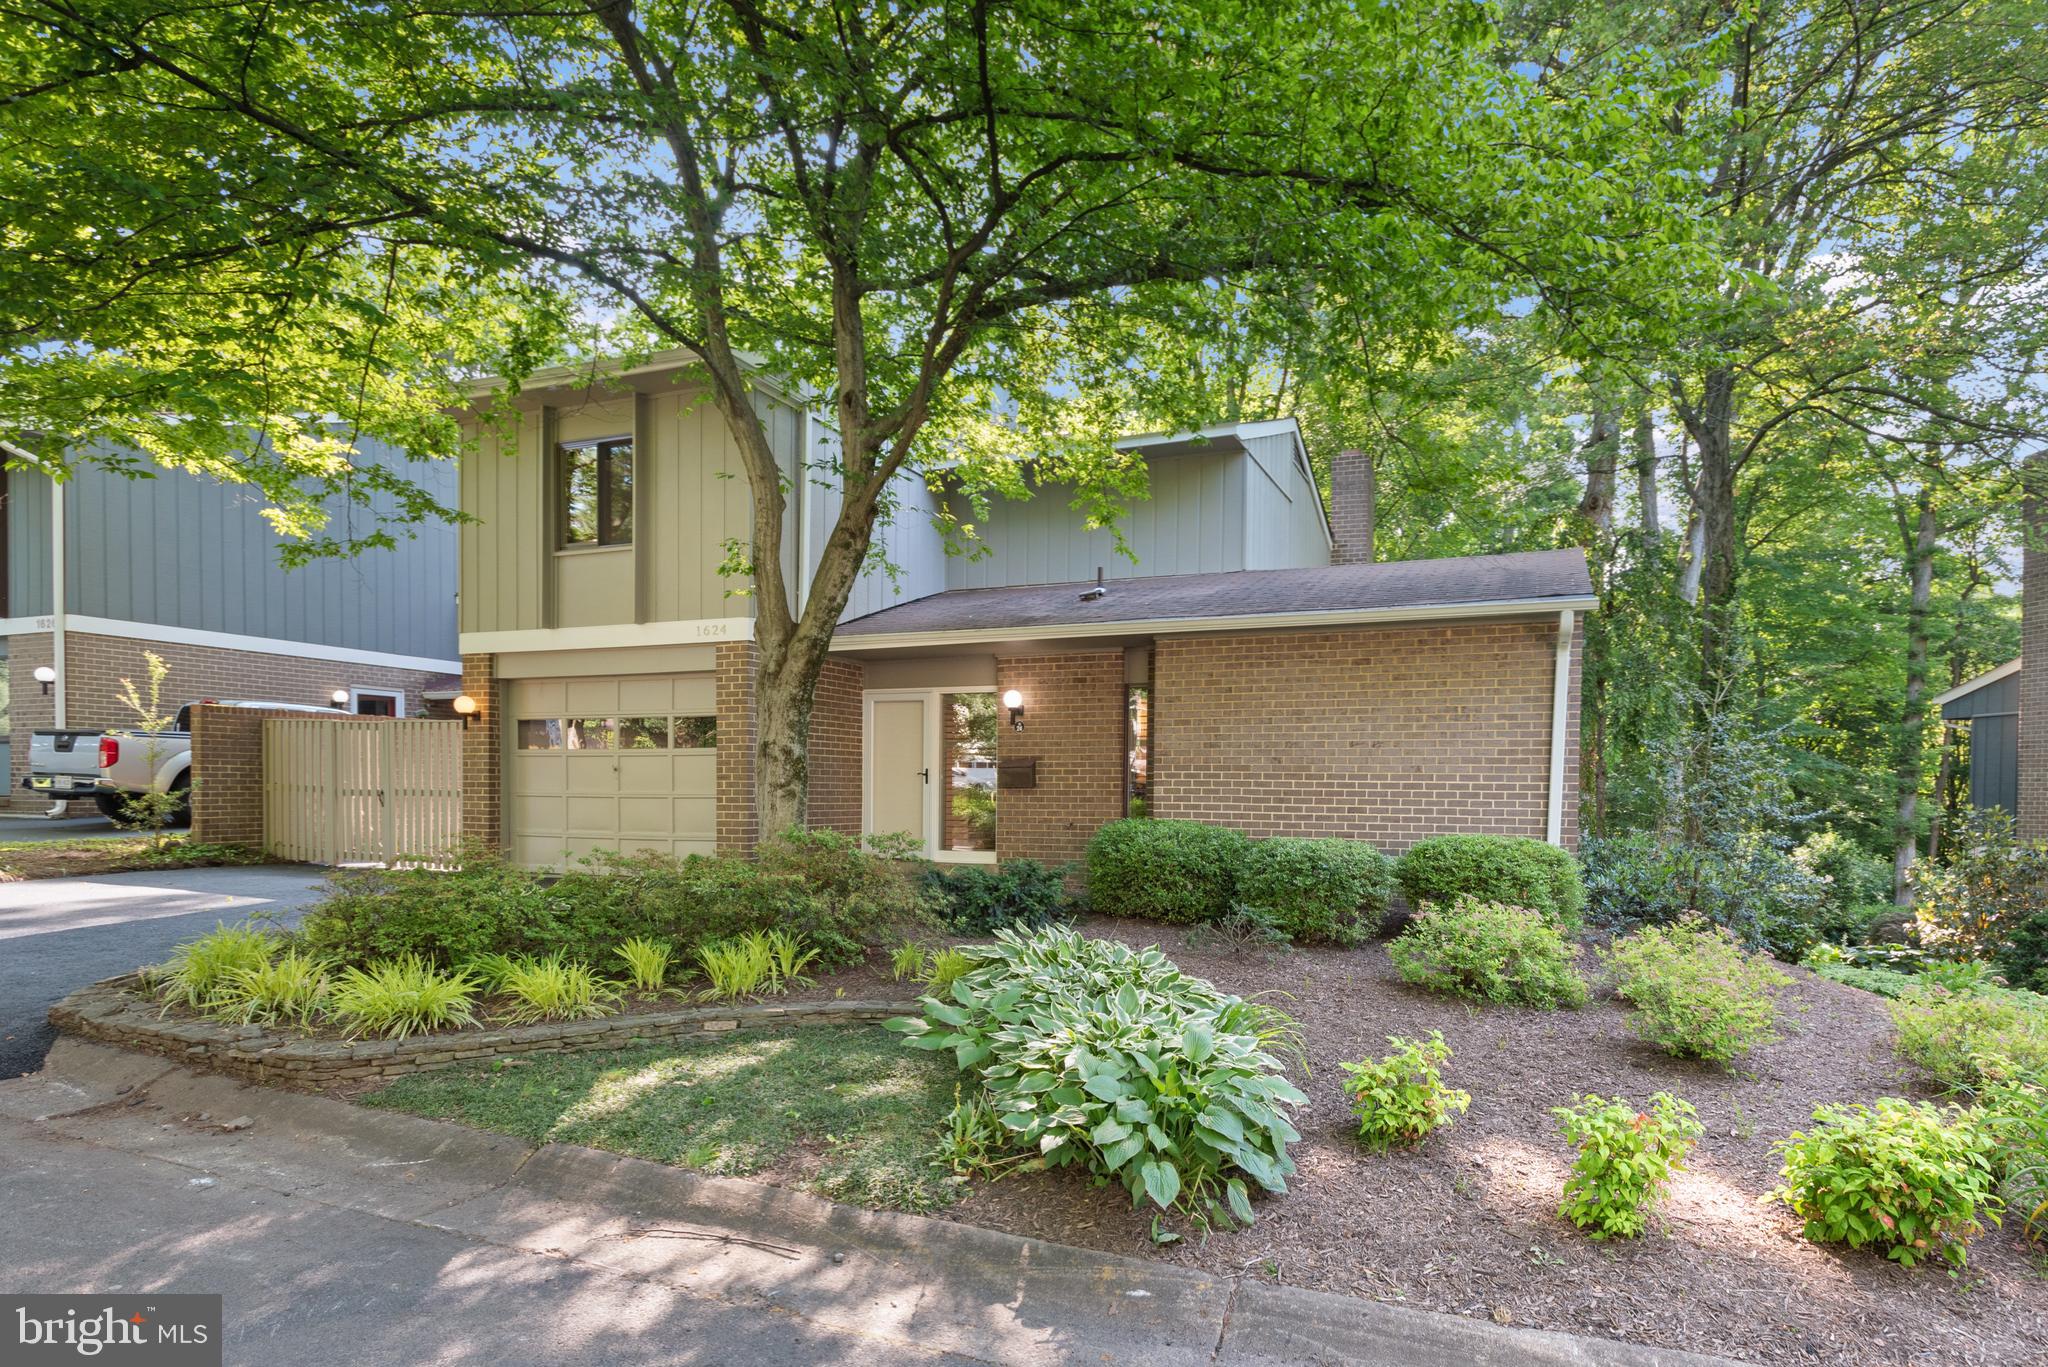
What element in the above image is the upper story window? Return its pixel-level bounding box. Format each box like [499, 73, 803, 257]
[559, 436, 633, 547]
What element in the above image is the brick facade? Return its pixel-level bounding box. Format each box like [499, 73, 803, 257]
[2022, 460, 2045, 840]
[6, 630, 451, 813]
[1151, 618, 1582, 853]
[807, 656, 865, 838]
[188, 705, 309, 846]
[715, 640, 759, 854]
[993, 652, 1129, 868]
[1329, 448, 1376, 566]
[459, 652, 503, 850]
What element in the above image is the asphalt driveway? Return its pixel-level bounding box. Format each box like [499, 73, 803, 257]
[0, 864, 327, 1076]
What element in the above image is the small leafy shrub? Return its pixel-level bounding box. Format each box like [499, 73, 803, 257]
[888, 927, 1306, 1231]
[211, 950, 331, 1027]
[1919, 959, 1999, 995]
[1974, 1061, 2048, 1242]
[1553, 1092, 1703, 1238]
[1340, 1032, 1470, 1151]
[498, 956, 620, 1024]
[757, 827, 937, 948]
[1771, 1099, 2001, 1268]
[1398, 834, 1584, 928]
[615, 937, 676, 993]
[1085, 819, 1249, 924]
[1236, 837, 1392, 944]
[156, 923, 276, 1011]
[697, 934, 777, 1000]
[923, 947, 976, 993]
[1190, 902, 1291, 952]
[761, 928, 819, 989]
[922, 859, 1069, 934]
[930, 1086, 1021, 1180]
[1794, 830, 1895, 914]
[1600, 919, 1791, 1063]
[329, 956, 481, 1040]
[1890, 989, 2048, 1089]
[891, 941, 930, 981]
[1389, 900, 1589, 1008]
[1581, 832, 1834, 958]
[1912, 810, 2048, 977]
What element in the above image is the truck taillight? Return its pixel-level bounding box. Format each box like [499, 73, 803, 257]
[98, 736, 119, 769]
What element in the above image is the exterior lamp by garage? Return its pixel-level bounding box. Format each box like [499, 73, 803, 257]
[452, 694, 479, 728]
[32, 665, 56, 696]
[330, 688, 351, 708]
[1002, 688, 1025, 731]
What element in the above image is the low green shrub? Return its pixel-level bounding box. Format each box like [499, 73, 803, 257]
[1085, 819, 1249, 924]
[498, 956, 620, 1024]
[1771, 1098, 2001, 1269]
[329, 956, 481, 1040]
[211, 950, 331, 1027]
[1237, 837, 1392, 944]
[888, 927, 1306, 1232]
[615, 937, 677, 993]
[1600, 919, 1792, 1063]
[756, 827, 937, 947]
[156, 922, 276, 1011]
[1340, 1032, 1469, 1152]
[922, 858, 1069, 935]
[1890, 989, 2048, 1089]
[1579, 831, 1833, 957]
[1553, 1092, 1703, 1239]
[1389, 900, 1589, 1009]
[1397, 834, 1584, 928]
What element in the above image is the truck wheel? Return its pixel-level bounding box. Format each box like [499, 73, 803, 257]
[94, 791, 130, 823]
[169, 775, 193, 828]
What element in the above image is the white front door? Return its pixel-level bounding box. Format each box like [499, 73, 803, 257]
[865, 689, 999, 863]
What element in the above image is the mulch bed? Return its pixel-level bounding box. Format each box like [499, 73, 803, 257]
[921, 917, 2047, 1367]
[0, 840, 256, 882]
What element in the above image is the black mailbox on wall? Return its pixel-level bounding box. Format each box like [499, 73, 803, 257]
[996, 758, 1038, 790]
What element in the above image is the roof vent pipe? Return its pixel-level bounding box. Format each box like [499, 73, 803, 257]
[1080, 567, 1107, 601]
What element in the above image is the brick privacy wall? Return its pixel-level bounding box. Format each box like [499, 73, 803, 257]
[460, 653, 503, 850]
[1152, 618, 1583, 854]
[189, 705, 309, 847]
[715, 640, 759, 854]
[7, 630, 448, 813]
[994, 652, 1127, 868]
[807, 655, 864, 838]
[2023, 460, 2045, 840]
[1329, 448, 1375, 566]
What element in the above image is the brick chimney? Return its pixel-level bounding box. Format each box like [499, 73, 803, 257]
[2022, 454, 2046, 840]
[1329, 447, 1375, 566]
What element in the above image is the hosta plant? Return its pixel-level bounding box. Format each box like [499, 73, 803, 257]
[887, 927, 1305, 1232]
[329, 956, 481, 1040]
[1600, 918, 1791, 1063]
[498, 955, 620, 1024]
[1771, 1098, 2000, 1268]
[1340, 1032, 1470, 1152]
[1553, 1092, 1703, 1239]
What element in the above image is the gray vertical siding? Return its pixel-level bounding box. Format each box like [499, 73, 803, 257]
[9, 441, 457, 659]
[834, 466, 949, 621]
[1945, 674, 2020, 817]
[1241, 430, 1331, 570]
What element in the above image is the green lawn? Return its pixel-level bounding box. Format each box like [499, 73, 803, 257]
[361, 1025, 966, 1212]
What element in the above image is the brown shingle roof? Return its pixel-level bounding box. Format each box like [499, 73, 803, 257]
[835, 549, 1593, 639]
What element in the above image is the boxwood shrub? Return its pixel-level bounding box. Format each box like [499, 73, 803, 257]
[1396, 834, 1586, 927]
[1086, 819, 1249, 924]
[1237, 837, 1392, 944]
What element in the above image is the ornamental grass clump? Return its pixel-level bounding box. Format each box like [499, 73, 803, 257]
[1600, 918, 1791, 1063]
[1553, 1092, 1703, 1239]
[1340, 1032, 1470, 1152]
[696, 933, 777, 1000]
[155, 922, 276, 1012]
[328, 956, 481, 1040]
[1388, 900, 1589, 1008]
[210, 950, 331, 1027]
[614, 937, 677, 993]
[887, 927, 1305, 1233]
[1771, 1098, 2000, 1269]
[498, 955, 620, 1024]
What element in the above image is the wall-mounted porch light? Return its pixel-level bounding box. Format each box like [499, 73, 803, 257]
[452, 694, 479, 728]
[32, 665, 55, 696]
[1002, 688, 1025, 731]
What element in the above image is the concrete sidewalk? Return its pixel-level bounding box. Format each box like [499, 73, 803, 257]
[0, 1040, 1739, 1366]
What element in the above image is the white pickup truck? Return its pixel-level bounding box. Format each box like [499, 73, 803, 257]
[67, 700, 347, 823]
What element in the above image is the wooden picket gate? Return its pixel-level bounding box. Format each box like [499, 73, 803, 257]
[262, 717, 463, 865]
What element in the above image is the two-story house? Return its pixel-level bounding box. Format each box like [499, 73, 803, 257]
[454, 353, 1593, 870]
[0, 439, 462, 810]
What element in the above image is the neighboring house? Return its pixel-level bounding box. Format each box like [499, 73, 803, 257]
[452, 353, 1592, 871]
[0, 439, 462, 810]
[1934, 658, 2021, 821]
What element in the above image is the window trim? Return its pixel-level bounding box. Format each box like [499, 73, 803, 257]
[557, 434, 635, 548]
[349, 687, 404, 717]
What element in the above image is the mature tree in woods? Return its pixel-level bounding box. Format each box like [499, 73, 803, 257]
[2, 0, 1710, 829]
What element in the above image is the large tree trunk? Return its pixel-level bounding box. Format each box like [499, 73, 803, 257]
[1673, 430, 1704, 604]
[1633, 408, 1661, 541]
[1891, 488, 1937, 902]
[1577, 409, 1620, 533]
[1577, 408, 1620, 835]
[1685, 368, 1741, 697]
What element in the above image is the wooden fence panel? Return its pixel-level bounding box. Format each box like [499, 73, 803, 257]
[262, 718, 463, 866]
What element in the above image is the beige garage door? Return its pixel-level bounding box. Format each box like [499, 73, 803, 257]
[508, 674, 718, 868]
